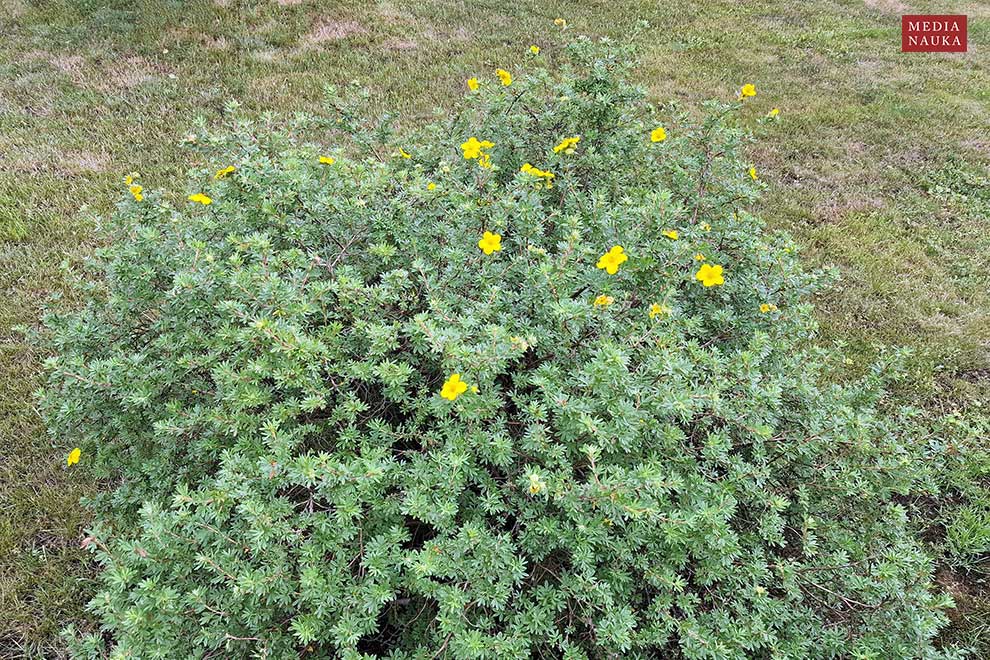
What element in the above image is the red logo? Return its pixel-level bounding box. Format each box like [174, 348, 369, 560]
[902, 15, 967, 52]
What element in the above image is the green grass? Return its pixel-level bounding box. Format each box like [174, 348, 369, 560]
[1, 0, 987, 654]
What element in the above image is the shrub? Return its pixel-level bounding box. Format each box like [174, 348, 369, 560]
[43, 36, 960, 659]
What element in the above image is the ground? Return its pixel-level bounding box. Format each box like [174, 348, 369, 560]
[0, 0, 987, 655]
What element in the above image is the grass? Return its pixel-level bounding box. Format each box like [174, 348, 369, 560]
[1, 0, 987, 655]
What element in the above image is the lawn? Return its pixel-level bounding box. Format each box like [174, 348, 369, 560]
[1, 0, 987, 655]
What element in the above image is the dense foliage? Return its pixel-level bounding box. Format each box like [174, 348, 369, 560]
[42, 37, 966, 658]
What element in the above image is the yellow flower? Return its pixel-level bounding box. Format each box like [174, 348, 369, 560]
[760, 303, 779, 313]
[461, 137, 495, 160]
[470, 385, 480, 394]
[496, 68, 512, 86]
[478, 231, 502, 255]
[519, 162, 554, 187]
[695, 263, 725, 287]
[66, 447, 81, 466]
[440, 373, 469, 401]
[427, 182, 436, 190]
[214, 165, 236, 179]
[701, 222, 712, 232]
[749, 166, 758, 181]
[649, 303, 671, 319]
[662, 229, 678, 240]
[397, 148, 412, 159]
[694, 253, 706, 261]
[739, 83, 756, 99]
[554, 18, 567, 27]
[650, 126, 667, 143]
[529, 45, 540, 55]
[319, 156, 335, 166]
[596, 245, 628, 275]
[528, 472, 546, 495]
[188, 193, 212, 205]
[467, 77, 479, 91]
[552, 135, 581, 154]
[768, 107, 780, 119]
[128, 184, 143, 202]
[593, 295, 614, 307]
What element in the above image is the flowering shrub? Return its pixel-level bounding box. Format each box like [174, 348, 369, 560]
[43, 37, 960, 658]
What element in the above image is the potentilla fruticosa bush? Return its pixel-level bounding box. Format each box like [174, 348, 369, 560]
[42, 34, 962, 659]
